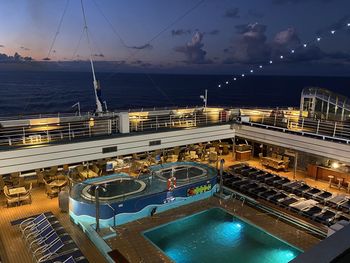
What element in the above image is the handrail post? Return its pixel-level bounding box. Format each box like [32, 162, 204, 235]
[68, 123, 71, 140]
[194, 112, 197, 126]
[156, 116, 158, 131]
[333, 122, 337, 137]
[316, 120, 320, 134]
[22, 127, 26, 144]
[301, 118, 304, 131]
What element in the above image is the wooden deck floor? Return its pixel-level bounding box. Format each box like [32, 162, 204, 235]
[0, 155, 345, 263]
[0, 184, 108, 263]
[106, 197, 321, 263]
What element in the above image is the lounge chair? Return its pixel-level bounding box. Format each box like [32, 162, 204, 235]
[34, 237, 64, 263]
[240, 182, 260, 193]
[303, 188, 322, 199]
[256, 173, 274, 182]
[302, 205, 323, 218]
[249, 186, 269, 197]
[269, 192, 288, 204]
[280, 195, 300, 208]
[273, 177, 291, 188]
[264, 175, 282, 185]
[293, 184, 311, 196]
[314, 209, 338, 225]
[260, 189, 279, 200]
[29, 225, 55, 251]
[24, 219, 52, 240]
[326, 195, 348, 208]
[314, 191, 333, 203]
[20, 213, 47, 234]
[289, 199, 318, 213]
[339, 199, 350, 213]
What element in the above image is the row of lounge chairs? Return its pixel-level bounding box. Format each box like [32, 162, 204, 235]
[18, 213, 87, 263]
[224, 163, 350, 226]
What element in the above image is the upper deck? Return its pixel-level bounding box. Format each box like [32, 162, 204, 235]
[0, 106, 349, 175]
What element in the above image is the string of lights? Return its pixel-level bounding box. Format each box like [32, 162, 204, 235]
[217, 22, 350, 88]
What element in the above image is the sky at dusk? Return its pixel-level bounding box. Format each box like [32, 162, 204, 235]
[0, 0, 350, 74]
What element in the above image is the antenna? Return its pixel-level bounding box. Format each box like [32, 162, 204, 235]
[80, 0, 103, 114]
[200, 89, 208, 111]
[72, 102, 81, 116]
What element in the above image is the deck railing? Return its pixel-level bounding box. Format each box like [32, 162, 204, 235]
[239, 109, 350, 144]
[0, 107, 349, 148]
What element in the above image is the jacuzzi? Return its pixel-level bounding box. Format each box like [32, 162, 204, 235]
[81, 177, 146, 201]
[154, 164, 207, 183]
[69, 162, 218, 228]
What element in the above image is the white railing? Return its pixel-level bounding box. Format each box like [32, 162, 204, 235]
[0, 116, 119, 147]
[239, 109, 350, 143]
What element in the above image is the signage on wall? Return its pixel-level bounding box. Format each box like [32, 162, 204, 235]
[187, 184, 212, 196]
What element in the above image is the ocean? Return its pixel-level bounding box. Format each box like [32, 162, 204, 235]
[0, 71, 349, 117]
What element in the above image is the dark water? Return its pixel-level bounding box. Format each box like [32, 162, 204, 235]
[0, 71, 349, 116]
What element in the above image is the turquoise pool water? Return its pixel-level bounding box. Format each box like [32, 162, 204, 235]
[143, 208, 301, 263]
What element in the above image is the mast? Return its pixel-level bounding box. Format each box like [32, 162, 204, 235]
[80, 0, 103, 113]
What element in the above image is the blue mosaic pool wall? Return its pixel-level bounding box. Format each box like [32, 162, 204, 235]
[70, 170, 218, 227]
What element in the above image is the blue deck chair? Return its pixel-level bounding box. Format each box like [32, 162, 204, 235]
[29, 225, 55, 251]
[36, 238, 64, 263]
[63, 256, 76, 263]
[33, 232, 60, 259]
[21, 213, 47, 234]
[25, 219, 52, 241]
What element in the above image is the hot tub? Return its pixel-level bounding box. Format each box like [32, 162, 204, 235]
[154, 164, 208, 183]
[81, 177, 146, 201]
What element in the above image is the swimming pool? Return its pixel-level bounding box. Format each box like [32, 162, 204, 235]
[143, 208, 302, 263]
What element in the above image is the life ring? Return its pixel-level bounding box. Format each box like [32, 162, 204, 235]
[167, 177, 177, 191]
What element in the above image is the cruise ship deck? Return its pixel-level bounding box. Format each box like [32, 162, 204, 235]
[0, 91, 349, 263]
[0, 153, 348, 263]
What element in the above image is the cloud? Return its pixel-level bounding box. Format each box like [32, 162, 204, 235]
[171, 29, 192, 36]
[224, 8, 240, 18]
[224, 23, 270, 64]
[174, 31, 212, 64]
[20, 46, 30, 51]
[247, 9, 264, 19]
[224, 24, 349, 66]
[93, 53, 105, 57]
[128, 43, 153, 50]
[0, 52, 33, 63]
[0, 45, 4, 48]
[316, 14, 350, 34]
[207, 29, 220, 35]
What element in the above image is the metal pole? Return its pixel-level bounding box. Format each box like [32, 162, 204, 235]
[220, 159, 225, 196]
[95, 185, 107, 232]
[95, 186, 100, 232]
[293, 152, 298, 180]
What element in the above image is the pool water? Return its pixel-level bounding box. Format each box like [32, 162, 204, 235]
[143, 208, 301, 263]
